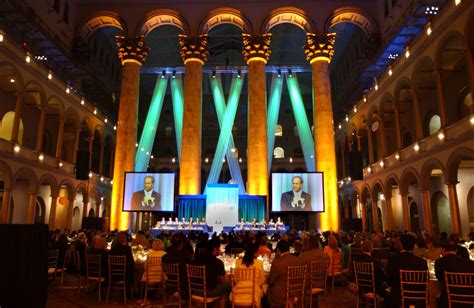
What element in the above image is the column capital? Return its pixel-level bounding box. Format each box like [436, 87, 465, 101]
[115, 35, 149, 65]
[242, 33, 271, 64]
[178, 34, 209, 65]
[304, 33, 336, 64]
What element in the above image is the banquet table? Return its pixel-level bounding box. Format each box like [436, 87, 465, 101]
[150, 227, 205, 237]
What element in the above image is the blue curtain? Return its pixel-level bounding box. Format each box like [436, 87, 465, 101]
[178, 195, 207, 220]
[238, 196, 266, 221]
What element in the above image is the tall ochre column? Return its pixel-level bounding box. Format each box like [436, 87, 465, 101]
[110, 35, 149, 230]
[178, 34, 209, 195]
[304, 33, 339, 230]
[242, 34, 271, 197]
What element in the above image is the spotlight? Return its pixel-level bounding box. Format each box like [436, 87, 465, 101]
[172, 70, 176, 79]
[289, 157, 293, 163]
[66, 86, 70, 94]
[237, 70, 241, 78]
[80, 98, 85, 105]
[88, 172, 93, 178]
[93, 109, 97, 115]
[212, 71, 216, 79]
[10, 78, 14, 83]
[14, 145, 20, 153]
[47, 71, 52, 80]
[205, 157, 209, 163]
[38, 153, 44, 161]
[58, 162, 63, 168]
[100, 176, 104, 182]
[113, 125, 117, 130]
[161, 70, 166, 79]
[172, 157, 176, 163]
[238, 157, 242, 163]
[288, 69, 293, 78]
[277, 69, 281, 78]
[104, 118, 108, 123]
[0, 33, 3, 42]
[414, 143, 420, 151]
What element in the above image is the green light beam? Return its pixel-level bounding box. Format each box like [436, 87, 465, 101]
[286, 73, 315, 171]
[171, 74, 184, 161]
[267, 73, 284, 173]
[206, 73, 245, 193]
[135, 74, 168, 171]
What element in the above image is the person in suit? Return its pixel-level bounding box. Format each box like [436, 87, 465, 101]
[280, 176, 312, 211]
[387, 234, 427, 308]
[435, 243, 474, 307]
[266, 240, 305, 308]
[130, 175, 161, 210]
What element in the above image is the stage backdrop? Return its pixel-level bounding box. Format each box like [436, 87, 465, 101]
[206, 184, 239, 234]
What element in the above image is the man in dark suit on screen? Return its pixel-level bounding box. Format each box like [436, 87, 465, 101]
[280, 175, 312, 211]
[130, 175, 161, 210]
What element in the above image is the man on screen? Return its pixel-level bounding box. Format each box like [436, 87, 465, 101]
[130, 176, 161, 210]
[280, 175, 311, 211]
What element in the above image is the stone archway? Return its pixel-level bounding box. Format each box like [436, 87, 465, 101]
[325, 6, 377, 38]
[137, 9, 189, 37]
[199, 8, 252, 34]
[77, 11, 127, 41]
[262, 7, 316, 33]
[431, 191, 451, 234]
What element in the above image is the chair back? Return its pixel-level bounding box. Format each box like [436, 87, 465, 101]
[379, 247, 390, 259]
[145, 256, 163, 284]
[348, 246, 362, 275]
[399, 270, 429, 307]
[445, 272, 474, 307]
[310, 260, 329, 291]
[286, 265, 307, 307]
[187, 264, 208, 298]
[108, 255, 126, 283]
[62, 248, 71, 269]
[163, 263, 181, 291]
[380, 259, 388, 271]
[231, 267, 256, 307]
[48, 249, 59, 270]
[86, 253, 102, 279]
[353, 261, 375, 296]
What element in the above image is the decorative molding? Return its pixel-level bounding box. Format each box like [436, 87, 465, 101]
[178, 34, 209, 64]
[115, 35, 149, 65]
[304, 33, 336, 64]
[242, 34, 271, 64]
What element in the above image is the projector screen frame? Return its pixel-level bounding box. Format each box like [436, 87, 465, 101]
[122, 171, 176, 212]
[270, 171, 325, 213]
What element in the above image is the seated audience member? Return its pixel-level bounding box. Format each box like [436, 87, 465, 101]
[324, 235, 343, 275]
[162, 234, 193, 299]
[370, 237, 387, 260]
[435, 243, 474, 307]
[340, 234, 351, 269]
[425, 235, 443, 261]
[87, 236, 109, 277]
[257, 236, 272, 257]
[194, 240, 230, 299]
[131, 231, 150, 249]
[387, 234, 427, 308]
[358, 240, 387, 299]
[109, 233, 135, 290]
[292, 240, 303, 256]
[72, 232, 88, 275]
[413, 237, 429, 258]
[449, 233, 469, 259]
[142, 239, 166, 284]
[275, 233, 289, 254]
[231, 243, 265, 307]
[266, 240, 304, 308]
[55, 234, 70, 269]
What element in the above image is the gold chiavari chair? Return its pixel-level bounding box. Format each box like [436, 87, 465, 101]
[107, 255, 127, 304]
[348, 246, 363, 277]
[445, 272, 474, 307]
[399, 270, 429, 307]
[85, 253, 106, 302]
[230, 267, 256, 308]
[187, 264, 221, 307]
[380, 259, 388, 272]
[285, 265, 307, 308]
[353, 261, 382, 307]
[56, 248, 71, 287]
[141, 256, 164, 305]
[163, 263, 182, 307]
[309, 259, 329, 308]
[48, 249, 59, 281]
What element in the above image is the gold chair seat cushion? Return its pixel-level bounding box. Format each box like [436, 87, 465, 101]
[48, 268, 56, 274]
[311, 287, 325, 294]
[191, 294, 221, 303]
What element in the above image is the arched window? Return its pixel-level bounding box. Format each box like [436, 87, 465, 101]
[0, 111, 23, 143]
[274, 147, 285, 158]
[428, 115, 441, 135]
[88, 208, 95, 217]
[275, 124, 283, 136]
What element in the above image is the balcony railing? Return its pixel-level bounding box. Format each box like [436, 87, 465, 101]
[363, 115, 474, 178]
